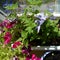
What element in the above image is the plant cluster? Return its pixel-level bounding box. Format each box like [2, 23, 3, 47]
[0, 0, 60, 60]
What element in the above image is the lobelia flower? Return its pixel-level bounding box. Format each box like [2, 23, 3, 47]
[4, 32, 12, 45]
[12, 41, 21, 48]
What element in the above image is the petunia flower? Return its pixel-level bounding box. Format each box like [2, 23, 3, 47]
[26, 54, 41, 60]
[22, 46, 29, 54]
[0, 19, 9, 27]
[26, 55, 31, 60]
[4, 32, 12, 45]
[12, 41, 21, 48]
[1, 19, 17, 29]
[22, 45, 31, 55]
[32, 54, 41, 60]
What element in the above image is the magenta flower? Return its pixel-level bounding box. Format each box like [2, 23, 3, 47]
[0, 19, 16, 29]
[22, 45, 31, 55]
[4, 32, 12, 45]
[26, 54, 41, 60]
[22, 47, 29, 54]
[26, 55, 31, 60]
[32, 54, 41, 60]
[5, 20, 17, 29]
[3, 19, 10, 26]
[0, 19, 9, 27]
[12, 41, 21, 48]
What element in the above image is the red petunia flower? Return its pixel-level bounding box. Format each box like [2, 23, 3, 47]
[12, 41, 21, 48]
[4, 32, 12, 45]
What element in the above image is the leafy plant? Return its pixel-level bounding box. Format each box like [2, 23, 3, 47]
[0, 0, 60, 60]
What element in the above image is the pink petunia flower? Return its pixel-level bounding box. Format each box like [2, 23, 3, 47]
[32, 54, 41, 60]
[12, 41, 21, 48]
[4, 32, 12, 45]
[26, 54, 41, 60]
[26, 55, 31, 60]
[0, 19, 16, 29]
[5, 20, 16, 29]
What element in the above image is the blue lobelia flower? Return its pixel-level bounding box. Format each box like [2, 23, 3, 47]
[35, 13, 47, 33]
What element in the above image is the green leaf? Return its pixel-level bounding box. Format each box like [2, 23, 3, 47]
[21, 31, 28, 39]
